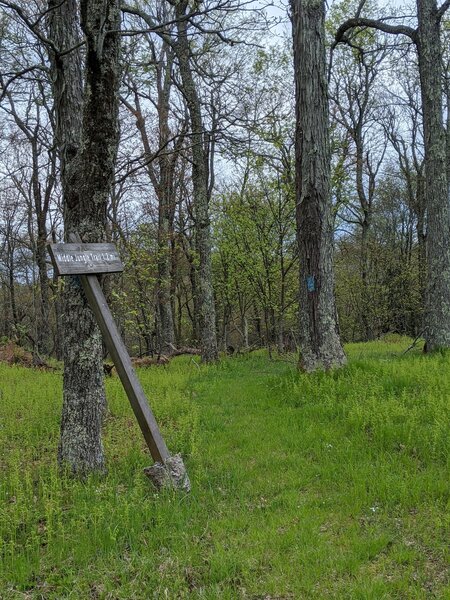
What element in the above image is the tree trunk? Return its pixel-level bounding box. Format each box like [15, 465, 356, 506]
[2, 285, 11, 338]
[360, 215, 373, 340]
[187, 244, 200, 342]
[123, 59, 177, 356]
[157, 196, 176, 354]
[355, 119, 373, 341]
[174, 1, 218, 362]
[417, 0, 450, 350]
[36, 213, 51, 354]
[49, 228, 64, 360]
[7, 245, 18, 333]
[156, 49, 176, 354]
[28, 138, 52, 355]
[48, 0, 121, 474]
[416, 174, 427, 310]
[243, 315, 249, 349]
[291, 0, 346, 371]
[5, 93, 55, 355]
[445, 76, 450, 189]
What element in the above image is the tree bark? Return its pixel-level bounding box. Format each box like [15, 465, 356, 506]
[122, 57, 178, 355]
[7, 242, 18, 332]
[4, 91, 55, 355]
[291, 0, 346, 371]
[174, 0, 218, 362]
[155, 47, 177, 354]
[48, 0, 121, 474]
[360, 215, 373, 340]
[33, 145, 55, 356]
[417, 0, 450, 350]
[335, 0, 450, 351]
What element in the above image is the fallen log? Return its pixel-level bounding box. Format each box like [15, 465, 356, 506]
[128, 346, 200, 369]
[131, 355, 170, 368]
[167, 344, 200, 357]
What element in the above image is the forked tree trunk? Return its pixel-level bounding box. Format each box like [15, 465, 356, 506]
[48, 0, 121, 474]
[291, 0, 346, 371]
[174, 0, 218, 362]
[123, 53, 177, 355]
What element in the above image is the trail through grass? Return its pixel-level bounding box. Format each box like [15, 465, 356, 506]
[0, 338, 448, 598]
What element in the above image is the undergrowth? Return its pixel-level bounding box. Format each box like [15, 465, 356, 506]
[0, 339, 448, 598]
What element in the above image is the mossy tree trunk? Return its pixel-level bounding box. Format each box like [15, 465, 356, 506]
[48, 0, 121, 474]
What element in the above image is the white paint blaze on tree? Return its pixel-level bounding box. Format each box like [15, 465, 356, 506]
[291, 0, 346, 371]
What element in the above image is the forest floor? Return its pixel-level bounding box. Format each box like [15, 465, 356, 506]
[0, 338, 448, 599]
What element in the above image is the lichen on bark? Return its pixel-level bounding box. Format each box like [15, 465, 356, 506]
[48, 0, 121, 474]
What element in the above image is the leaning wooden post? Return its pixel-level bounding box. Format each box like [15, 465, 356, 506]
[48, 233, 190, 491]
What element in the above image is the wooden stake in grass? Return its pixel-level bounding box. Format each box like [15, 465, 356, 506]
[48, 233, 190, 492]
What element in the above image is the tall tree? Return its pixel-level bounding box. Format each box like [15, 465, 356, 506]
[335, 0, 450, 351]
[48, 0, 121, 474]
[122, 1, 219, 362]
[383, 85, 426, 307]
[120, 35, 186, 355]
[290, 0, 346, 371]
[2, 85, 56, 356]
[172, 0, 218, 362]
[330, 34, 388, 340]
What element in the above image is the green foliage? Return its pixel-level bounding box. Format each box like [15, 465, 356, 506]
[335, 236, 422, 341]
[335, 168, 423, 342]
[326, 0, 379, 43]
[212, 180, 297, 348]
[111, 224, 159, 351]
[0, 341, 449, 597]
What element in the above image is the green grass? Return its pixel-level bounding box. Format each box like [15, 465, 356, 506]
[0, 339, 449, 598]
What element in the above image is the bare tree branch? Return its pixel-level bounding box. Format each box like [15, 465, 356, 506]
[334, 18, 417, 49]
[0, 0, 59, 53]
[0, 65, 47, 102]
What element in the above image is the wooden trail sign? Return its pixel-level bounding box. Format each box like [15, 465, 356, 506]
[48, 242, 123, 276]
[48, 234, 190, 490]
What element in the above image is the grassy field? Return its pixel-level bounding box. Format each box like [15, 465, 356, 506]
[0, 338, 448, 599]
